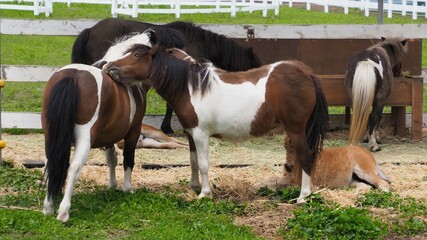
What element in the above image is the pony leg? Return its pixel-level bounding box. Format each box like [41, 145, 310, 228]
[185, 132, 200, 193]
[122, 133, 139, 193]
[160, 104, 174, 135]
[286, 133, 314, 203]
[298, 170, 312, 203]
[43, 182, 54, 215]
[56, 137, 91, 223]
[353, 165, 390, 192]
[104, 146, 118, 189]
[367, 102, 384, 152]
[190, 129, 211, 198]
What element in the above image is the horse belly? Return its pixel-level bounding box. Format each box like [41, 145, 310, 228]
[192, 80, 267, 139]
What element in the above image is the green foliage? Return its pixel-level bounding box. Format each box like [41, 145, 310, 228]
[281, 195, 388, 240]
[2, 82, 45, 112]
[257, 186, 301, 203]
[0, 161, 42, 192]
[0, 165, 259, 239]
[357, 190, 427, 237]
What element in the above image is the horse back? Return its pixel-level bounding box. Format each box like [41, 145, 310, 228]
[92, 74, 146, 147]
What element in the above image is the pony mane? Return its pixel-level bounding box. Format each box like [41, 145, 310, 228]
[112, 32, 142, 45]
[165, 21, 262, 70]
[101, 29, 186, 64]
[370, 38, 407, 68]
[150, 48, 213, 99]
[101, 32, 151, 63]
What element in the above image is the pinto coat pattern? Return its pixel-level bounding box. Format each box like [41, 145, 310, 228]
[103, 35, 329, 203]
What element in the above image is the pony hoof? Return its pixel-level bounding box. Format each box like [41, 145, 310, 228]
[56, 212, 70, 223]
[161, 127, 174, 135]
[190, 184, 201, 193]
[198, 192, 212, 199]
[42, 208, 54, 216]
[296, 197, 307, 205]
[370, 146, 381, 152]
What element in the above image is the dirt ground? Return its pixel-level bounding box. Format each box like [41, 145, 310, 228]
[1, 128, 427, 239]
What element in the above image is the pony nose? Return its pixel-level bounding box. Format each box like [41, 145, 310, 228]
[106, 66, 120, 81]
[284, 163, 293, 172]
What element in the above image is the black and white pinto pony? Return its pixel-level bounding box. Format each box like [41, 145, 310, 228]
[72, 18, 262, 134]
[345, 37, 407, 151]
[42, 30, 185, 223]
[103, 33, 329, 203]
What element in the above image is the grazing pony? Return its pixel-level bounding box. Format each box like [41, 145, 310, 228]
[41, 64, 145, 222]
[72, 18, 262, 134]
[279, 137, 390, 191]
[103, 42, 329, 203]
[345, 38, 407, 151]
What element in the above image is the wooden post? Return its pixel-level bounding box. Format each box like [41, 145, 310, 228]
[0, 79, 6, 165]
[411, 76, 423, 141]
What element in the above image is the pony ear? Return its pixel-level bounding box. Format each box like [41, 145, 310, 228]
[149, 44, 160, 56]
[148, 29, 158, 46]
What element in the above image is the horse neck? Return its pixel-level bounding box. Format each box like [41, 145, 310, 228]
[168, 22, 259, 71]
[149, 58, 212, 107]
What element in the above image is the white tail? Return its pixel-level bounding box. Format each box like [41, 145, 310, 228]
[348, 60, 378, 145]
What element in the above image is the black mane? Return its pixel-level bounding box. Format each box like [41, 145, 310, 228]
[150, 47, 212, 100]
[164, 21, 262, 71]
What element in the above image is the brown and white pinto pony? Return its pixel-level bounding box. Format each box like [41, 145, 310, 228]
[103, 41, 329, 203]
[41, 64, 145, 222]
[279, 136, 390, 191]
[345, 37, 407, 151]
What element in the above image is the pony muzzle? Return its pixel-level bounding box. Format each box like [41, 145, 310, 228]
[104, 65, 121, 81]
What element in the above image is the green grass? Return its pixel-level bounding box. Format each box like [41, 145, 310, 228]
[0, 162, 259, 239]
[1, 161, 426, 239]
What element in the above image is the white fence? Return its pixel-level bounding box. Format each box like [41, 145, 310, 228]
[2, 0, 426, 18]
[0, 0, 280, 17]
[283, 0, 427, 19]
[0, 0, 53, 16]
[112, 0, 280, 18]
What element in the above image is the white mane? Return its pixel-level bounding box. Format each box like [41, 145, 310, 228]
[93, 32, 152, 66]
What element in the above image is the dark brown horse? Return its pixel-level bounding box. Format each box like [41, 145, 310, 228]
[103, 41, 329, 203]
[72, 18, 262, 134]
[345, 37, 407, 151]
[41, 64, 146, 222]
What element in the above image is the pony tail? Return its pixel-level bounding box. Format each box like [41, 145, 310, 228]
[45, 78, 79, 199]
[348, 62, 376, 145]
[72, 28, 91, 64]
[306, 75, 329, 160]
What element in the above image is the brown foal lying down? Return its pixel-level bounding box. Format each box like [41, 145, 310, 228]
[115, 123, 189, 151]
[264, 137, 390, 191]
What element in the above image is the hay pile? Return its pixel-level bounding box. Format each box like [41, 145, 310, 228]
[2, 130, 426, 239]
